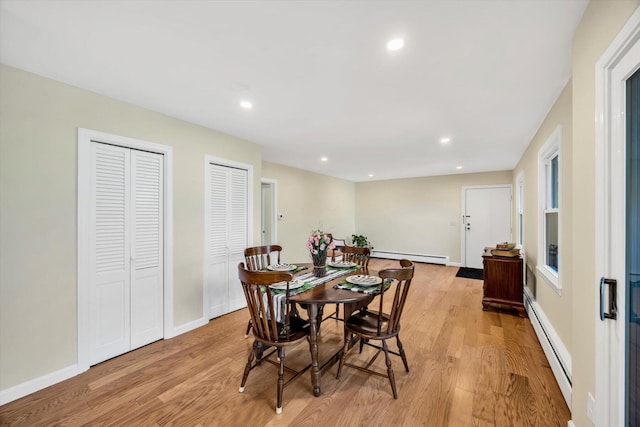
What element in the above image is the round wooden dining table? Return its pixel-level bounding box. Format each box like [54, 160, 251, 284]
[289, 264, 375, 396]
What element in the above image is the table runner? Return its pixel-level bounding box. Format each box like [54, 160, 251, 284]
[270, 266, 360, 322]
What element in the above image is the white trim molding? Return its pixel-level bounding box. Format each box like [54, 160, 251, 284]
[0, 365, 78, 405]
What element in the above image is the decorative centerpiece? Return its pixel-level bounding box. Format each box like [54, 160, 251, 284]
[307, 230, 335, 278]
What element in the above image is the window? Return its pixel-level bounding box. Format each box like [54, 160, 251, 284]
[516, 171, 525, 250]
[538, 126, 561, 294]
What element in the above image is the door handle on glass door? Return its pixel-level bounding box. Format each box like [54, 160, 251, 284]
[599, 277, 617, 321]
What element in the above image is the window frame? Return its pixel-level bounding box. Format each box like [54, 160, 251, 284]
[537, 126, 562, 295]
[516, 170, 525, 251]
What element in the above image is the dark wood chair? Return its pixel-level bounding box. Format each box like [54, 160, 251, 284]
[238, 263, 310, 414]
[244, 245, 283, 271]
[243, 245, 284, 337]
[327, 234, 345, 262]
[328, 245, 371, 321]
[336, 259, 415, 399]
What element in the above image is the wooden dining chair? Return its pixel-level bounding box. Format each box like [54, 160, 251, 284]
[328, 234, 345, 262]
[336, 259, 415, 399]
[328, 245, 371, 321]
[238, 263, 311, 415]
[244, 245, 283, 271]
[243, 245, 284, 337]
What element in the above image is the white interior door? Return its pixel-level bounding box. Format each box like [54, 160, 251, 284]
[89, 143, 131, 364]
[260, 179, 277, 246]
[89, 143, 163, 365]
[206, 163, 248, 319]
[130, 150, 164, 349]
[463, 186, 512, 269]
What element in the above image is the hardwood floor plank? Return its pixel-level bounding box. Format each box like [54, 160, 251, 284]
[0, 260, 570, 426]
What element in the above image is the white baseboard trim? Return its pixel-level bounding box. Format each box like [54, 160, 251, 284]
[371, 250, 449, 265]
[166, 316, 208, 339]
[1, 317, 209, 405]
[447, 262, 462, 267]
[0, 364, 78, 405]
[524, 287, 572, 409]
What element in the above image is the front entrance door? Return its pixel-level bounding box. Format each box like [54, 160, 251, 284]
[463, 186, 512, 269]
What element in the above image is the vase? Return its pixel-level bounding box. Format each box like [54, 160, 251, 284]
[313, 254, 327, 278]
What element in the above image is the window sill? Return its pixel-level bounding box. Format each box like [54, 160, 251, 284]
[536, 264, 562, 296]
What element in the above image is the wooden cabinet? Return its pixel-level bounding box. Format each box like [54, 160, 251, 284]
[482, 255, 526, 317]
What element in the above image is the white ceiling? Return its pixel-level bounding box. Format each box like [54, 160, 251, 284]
[0, 0, 588, 182]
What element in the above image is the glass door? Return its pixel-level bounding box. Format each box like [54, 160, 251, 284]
[626, 67, 640, 427]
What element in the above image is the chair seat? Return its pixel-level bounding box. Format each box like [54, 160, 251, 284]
[276, 315, 309, 342]
[345, 310, 397, 339]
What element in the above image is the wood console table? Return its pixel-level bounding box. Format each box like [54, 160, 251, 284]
[482, 254, 526, 317]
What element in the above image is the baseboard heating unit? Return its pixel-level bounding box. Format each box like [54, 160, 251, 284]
[523, 287, 572, 409]
[371, 250, 449, 266]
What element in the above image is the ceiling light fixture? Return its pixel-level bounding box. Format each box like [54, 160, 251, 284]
[456, 165, 463, 170]
[386, 38, 405, 51]
[368, 174, 374, 178]
[239, 100, 253, 110]
[440, 137, 451, 144]
[320, 157, 328, 162]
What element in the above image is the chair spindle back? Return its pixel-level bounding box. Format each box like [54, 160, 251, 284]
[244, 245, 283, 271]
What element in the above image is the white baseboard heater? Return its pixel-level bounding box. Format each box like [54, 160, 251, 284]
[523, 287, 572, 409]
[370, 250, 449, 266]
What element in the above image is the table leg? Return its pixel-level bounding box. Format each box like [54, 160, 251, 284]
[306, 303, 321, 396]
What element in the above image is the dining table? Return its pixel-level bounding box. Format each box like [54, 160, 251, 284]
[285, 263, 380, 397]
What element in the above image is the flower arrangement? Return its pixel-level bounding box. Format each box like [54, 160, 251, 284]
[307, 230, 335, 276]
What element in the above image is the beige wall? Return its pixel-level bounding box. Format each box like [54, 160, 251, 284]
[354, 171, 512, 264]
[261, 161, 356, 262]
[512, 81, 573, 355]
[571, 1, 639, 426]
[0, 65, 262, 390]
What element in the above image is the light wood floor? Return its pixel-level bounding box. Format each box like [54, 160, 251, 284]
[0, 259, 570, 426]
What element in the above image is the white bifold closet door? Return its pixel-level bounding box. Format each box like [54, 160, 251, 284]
[89, 142, 164, 365]
[206, 163, 248, 319]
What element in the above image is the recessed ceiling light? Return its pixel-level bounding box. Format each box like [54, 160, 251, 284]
[320, 157, 328, 162]
[386, 38, 405, 51]
[239, 100, 253, 110]
[440, 137, 451, 144]
[368, 174, 374, 178]
[456, 165, 463, 170]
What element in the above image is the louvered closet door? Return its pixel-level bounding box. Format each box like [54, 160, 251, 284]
[207, 163, 248, 318]
[130, 150, 164, 348]
[227, 168, 248, 312]
[89, 143, 163, 365]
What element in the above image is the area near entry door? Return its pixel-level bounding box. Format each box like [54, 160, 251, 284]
[463, 186, 512, 269]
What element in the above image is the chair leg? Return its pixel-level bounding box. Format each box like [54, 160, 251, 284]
[396, 335, 409, 372]
[240, 341, 257, 392]
[336, 332, 352, 379]
[335, 303, 340, 320]
[382, 339, 398, 399]
[245, 319, 252, 338]
[276, 347, 285, 414]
